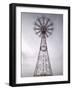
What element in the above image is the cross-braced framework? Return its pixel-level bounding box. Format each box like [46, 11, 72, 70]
[33, 16, 54, 76]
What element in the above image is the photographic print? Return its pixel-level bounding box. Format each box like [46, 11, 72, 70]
[21, 13, 63, 77]
[9, 3, 70, 87]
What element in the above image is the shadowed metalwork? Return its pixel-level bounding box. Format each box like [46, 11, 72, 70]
[33, 16, 54, 76]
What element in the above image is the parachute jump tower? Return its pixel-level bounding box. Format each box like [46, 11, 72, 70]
[33, 16, 54, 76]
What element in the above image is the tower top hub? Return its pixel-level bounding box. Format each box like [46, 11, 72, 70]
[41, 25, 47, 34]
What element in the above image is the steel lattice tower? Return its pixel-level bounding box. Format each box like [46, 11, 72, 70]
[33, 16, 54, 76]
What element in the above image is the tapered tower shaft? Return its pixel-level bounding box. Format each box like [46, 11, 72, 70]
[34, 35, 53, 76]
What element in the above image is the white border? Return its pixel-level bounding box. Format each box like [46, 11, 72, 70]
[16, 6, 68, 84]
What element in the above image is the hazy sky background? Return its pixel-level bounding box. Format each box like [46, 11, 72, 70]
[21, 12, 63, 77]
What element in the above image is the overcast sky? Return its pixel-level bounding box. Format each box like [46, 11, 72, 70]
[21, 12, 63, 77]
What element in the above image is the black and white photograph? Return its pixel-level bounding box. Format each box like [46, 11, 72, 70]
[21, 13, 63, 77]
[9, 3, 70, 86]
